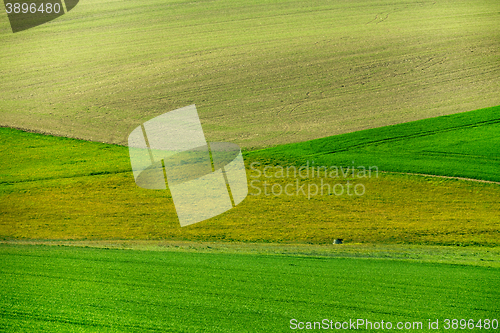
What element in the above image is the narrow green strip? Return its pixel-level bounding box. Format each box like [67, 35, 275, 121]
[60, 0, 68, 13]
[207, 142, 215, 173]
[141, 124, 155, 164]
[222, 167, 235, 207]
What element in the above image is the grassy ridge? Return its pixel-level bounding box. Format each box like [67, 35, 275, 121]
[249, 105, 500, 182]
[0, 127, 129, 185]
[0, 0, 499, 148]
[1, 244, 499, 332]
[1, 107, 499, 245]
[5, 240, 500, 267]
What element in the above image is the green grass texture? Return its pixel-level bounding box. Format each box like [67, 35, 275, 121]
[1, 244, 499, 332]
[1, 106, 499, 244]
[1, 0, 499, 148]
[249, 105, 500, 182]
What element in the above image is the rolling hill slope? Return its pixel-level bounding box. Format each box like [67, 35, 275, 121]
[1, 106, 499, 244]
[1, 0, 499, 148]
[249, 105, 500, 182]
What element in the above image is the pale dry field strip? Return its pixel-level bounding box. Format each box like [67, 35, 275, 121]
[0, 0, 499, 149]
[2, 240, 499, 267]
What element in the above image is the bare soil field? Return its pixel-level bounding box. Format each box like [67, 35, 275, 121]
[1, 0, 499, 149]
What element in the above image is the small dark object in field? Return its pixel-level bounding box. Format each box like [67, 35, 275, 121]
[333, 239, 343, 244]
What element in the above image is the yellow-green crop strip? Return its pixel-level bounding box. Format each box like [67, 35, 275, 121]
[1, 106, 499, 245]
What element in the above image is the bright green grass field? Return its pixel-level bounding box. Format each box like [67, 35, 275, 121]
[1, 244, 499, 332]
[249, 105, 500, 182]
[0, 0, 499, 149]
[1, 106, 499, 244]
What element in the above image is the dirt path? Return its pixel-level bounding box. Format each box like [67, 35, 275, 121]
[1, 240, 499, 267]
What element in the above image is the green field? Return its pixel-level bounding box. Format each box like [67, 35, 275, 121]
[1, 244, 499, 332]
[1, 106, 499, 245]
[1, 1, 499, 330]
[1, 0, 499, 148]
[249, 105, 500, 182]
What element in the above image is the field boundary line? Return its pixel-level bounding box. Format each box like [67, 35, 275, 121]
[0, 170, 131, 185]
[1, 240, 499, 267]
[309, 118, 500, 156]
[380, 171, 500, 185]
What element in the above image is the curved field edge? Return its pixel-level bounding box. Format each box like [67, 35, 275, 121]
[1, 107, 499, 245]
[0, 244, 499, 332]
[1, 105, 498, 184]
[247, 105, 500, 182]
[1, 0, 499, 149]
